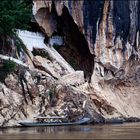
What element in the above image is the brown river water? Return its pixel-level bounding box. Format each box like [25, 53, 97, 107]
[0, 122, 140, 139]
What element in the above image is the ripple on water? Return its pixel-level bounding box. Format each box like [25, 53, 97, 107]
[0, 122, 140, 139]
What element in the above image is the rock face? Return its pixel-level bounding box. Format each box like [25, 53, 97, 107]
[33, 0, 140, 67]
[0, 0, 140, 127]
[17, 30, 75, 77]
[0, 60, 121, 126]
[32, 0, 140, 121]
[59, 71, 85, 86]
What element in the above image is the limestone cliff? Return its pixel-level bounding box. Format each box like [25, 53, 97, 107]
[33, 0, 140, 67]
[0, 56, 121, 127]
[32, 0, 140, 120]
[0, 0, 140, 127]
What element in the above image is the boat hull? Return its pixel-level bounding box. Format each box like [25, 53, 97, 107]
[18, 117, 90, 127]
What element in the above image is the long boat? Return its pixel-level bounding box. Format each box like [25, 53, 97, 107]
[18, 116, 91, 127]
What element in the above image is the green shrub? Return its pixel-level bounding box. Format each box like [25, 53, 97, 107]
[32, 49, 49, 58]
[0, 0, 32, 35]
[3, 59, 16, 73]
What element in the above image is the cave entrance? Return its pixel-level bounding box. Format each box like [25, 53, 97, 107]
[55, 6, 94, 80]
[31, 2, 94, 81]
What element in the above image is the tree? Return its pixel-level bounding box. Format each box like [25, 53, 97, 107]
[0, 0, 32, 35]
[0, 0, 32, 55]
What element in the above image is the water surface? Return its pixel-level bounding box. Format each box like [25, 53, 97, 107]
[0, 122, 140, 139]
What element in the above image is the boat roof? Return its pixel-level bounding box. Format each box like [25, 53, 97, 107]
[34, 116, 65, 119]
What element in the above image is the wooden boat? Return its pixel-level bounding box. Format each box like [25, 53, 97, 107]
[18, 116, 91, 127]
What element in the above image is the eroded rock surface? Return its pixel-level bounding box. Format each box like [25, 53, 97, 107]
[59, 71, 85, 86]
[33, 0, 140, 68]
[0, 61, 122, 127]
[32, 0, 140, 122]
[0, 0, 140, 126]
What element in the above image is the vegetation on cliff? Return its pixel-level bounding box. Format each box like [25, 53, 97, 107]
[0, 0, 32, 56]
[0, 0, 32, 35]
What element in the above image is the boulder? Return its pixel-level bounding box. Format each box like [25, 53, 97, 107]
[59, 71, 85, 86]
[33, 56, 61, 79]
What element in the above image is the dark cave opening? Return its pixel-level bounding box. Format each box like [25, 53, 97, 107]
[28, 19, 43, 33]
[56, 6, 94, 80]
[28, 2, 95, 81]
